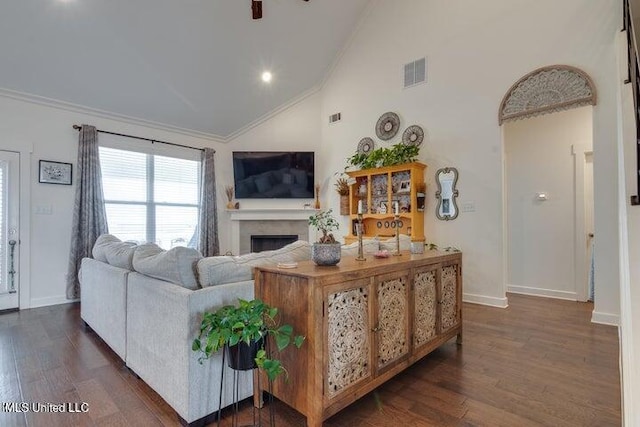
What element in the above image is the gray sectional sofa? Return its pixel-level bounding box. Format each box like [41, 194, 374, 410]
[79, 235, 311, 426]
[78, 233, 410, 425]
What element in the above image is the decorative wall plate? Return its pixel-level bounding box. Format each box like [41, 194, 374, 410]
[375, 112, 400, 140]
[357, 137, 375, 154]
[402, 125, 424, 146]
[377, 221, 383, 228]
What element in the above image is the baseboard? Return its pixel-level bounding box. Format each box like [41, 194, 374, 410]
[30, 295, 78, 308]
[463, 293, 509, 308]
[591, 311, 620, 326]
[507, 284, 577, 301]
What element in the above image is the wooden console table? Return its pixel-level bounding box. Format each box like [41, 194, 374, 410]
[254, 251, 462, 427]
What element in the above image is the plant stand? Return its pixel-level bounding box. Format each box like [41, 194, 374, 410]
[217, 344, 275, 427]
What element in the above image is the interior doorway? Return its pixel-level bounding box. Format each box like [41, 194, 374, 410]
[0, 150, 20, 311]
[504, 107, 594, 301]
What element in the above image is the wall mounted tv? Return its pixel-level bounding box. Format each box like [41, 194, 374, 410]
[232, 151, 315, 199]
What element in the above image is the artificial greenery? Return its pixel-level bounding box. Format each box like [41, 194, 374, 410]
[334, 177, 350, 196]
[309, 209, 340, 244]
[192, 298, 305, 381]
[346, 143, 420, 171]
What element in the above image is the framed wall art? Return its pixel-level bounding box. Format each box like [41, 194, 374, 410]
[39, 160, 72, 185]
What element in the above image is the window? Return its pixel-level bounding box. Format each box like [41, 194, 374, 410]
[100, 146, 200, 250]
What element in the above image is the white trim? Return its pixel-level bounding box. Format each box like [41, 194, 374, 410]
[0, 87, 226, 143]
[30, 295, 78, 309]
[507, 284, 577, 301]
[0, 142, 32, 310]
[463, 293, 509, 308]
[225, 86, 321, 141]
[228, 208, 318, 221]
[572, 143, 593, 302]
[590, 311, 620, 326]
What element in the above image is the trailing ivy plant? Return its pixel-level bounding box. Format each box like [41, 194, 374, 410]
[192, 298, 305, 381]
[346, 143, 420, 171]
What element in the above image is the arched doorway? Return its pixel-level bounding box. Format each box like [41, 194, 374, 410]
[500, 65, 597, 303]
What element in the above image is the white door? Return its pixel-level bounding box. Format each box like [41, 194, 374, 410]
[585, 153, 595, 300]
[0, 151, 19, 311]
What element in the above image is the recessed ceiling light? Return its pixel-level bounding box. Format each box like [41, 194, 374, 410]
[261, 71, 272, 83]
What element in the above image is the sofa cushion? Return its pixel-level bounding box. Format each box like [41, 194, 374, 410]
[379, 234, 412, 252]
[92, 234, 122, 263]
[198, 240, 311, 287]
[92, 234, 137, 270]
[133, 243, 202, 290]
[341, 239, 380, 256]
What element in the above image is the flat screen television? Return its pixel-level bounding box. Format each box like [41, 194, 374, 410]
[232, 151, 315, 199]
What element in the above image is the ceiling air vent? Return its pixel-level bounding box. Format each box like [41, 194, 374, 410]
[404, 57, 427, 88]
[329, 112, 342, 124]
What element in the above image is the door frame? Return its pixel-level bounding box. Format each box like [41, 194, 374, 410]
[0, 142, 32, 309]
[573, 143, 593, 302]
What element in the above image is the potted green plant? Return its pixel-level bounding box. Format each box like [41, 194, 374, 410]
[309, 209, 341, 266]
[192, 298, 305, 381]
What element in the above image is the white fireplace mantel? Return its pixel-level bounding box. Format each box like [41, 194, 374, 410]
[228, 208, 318, 221]
[228, 208, 319, 255]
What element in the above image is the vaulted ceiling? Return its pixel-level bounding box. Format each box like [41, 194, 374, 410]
[0, 0, 369, 139]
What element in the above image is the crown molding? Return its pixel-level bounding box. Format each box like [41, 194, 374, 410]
[0, 87, 226, 143]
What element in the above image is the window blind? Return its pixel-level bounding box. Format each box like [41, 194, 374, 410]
[100, 146, 200, 249]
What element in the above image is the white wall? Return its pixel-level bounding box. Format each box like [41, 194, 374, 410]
[504, 107, 593, 300]
[616, 27, 640, 424]
[0, 94, 228, 308]
[222, 92, 322, 245]
[316, 0, 621, 311]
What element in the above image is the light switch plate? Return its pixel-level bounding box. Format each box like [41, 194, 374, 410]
[461, 201, 475, 212]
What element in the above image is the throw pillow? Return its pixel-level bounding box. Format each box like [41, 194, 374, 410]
[92, 234, 122, 263]
[341, 239, 379, 256]
[379, 234, 412, 252]
[133, 243, 202, 290]
[198, 240, 311, 287]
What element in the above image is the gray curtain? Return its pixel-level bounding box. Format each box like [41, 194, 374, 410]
[198, 147, 219, 257]
[66, 125, 108, 299]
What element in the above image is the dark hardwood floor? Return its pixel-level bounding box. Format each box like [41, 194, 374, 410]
[0, 294, 620, 426]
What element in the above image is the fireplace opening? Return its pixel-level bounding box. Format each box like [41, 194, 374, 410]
[251, 235, 297, 253]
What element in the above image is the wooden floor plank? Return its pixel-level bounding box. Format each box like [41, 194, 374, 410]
[0, 294, 620, 426]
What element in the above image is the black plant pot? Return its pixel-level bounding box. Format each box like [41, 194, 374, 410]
[225, 337, 264, 371]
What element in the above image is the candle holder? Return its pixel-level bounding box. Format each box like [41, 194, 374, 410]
[356, 213, 366, 261]
[393, 214, 402, 256]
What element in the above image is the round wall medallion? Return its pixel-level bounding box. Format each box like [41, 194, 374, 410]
[377, 221, 382, 228]
[384, 221, 390, 228]
[357, 137, 375, 154]
[402, 125, 424, 146]
[375, 112, 400, 140]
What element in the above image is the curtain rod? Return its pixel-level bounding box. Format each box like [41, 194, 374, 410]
[72, 125, 209, 152]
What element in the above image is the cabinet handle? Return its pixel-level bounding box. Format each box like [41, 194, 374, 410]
[371, 326, 381, 332]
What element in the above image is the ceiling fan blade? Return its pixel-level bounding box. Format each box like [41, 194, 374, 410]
[252, 1, 263, 19]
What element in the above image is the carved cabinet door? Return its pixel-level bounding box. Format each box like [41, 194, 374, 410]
[323, 278, 374, 402]
[412, 265, 438, 351]
[438, 260, 461, 334]
[373, 271, 411, 374]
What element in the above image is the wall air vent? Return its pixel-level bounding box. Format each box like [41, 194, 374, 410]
[329, 112, 342, 124]
[404, 57, 427, 88]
